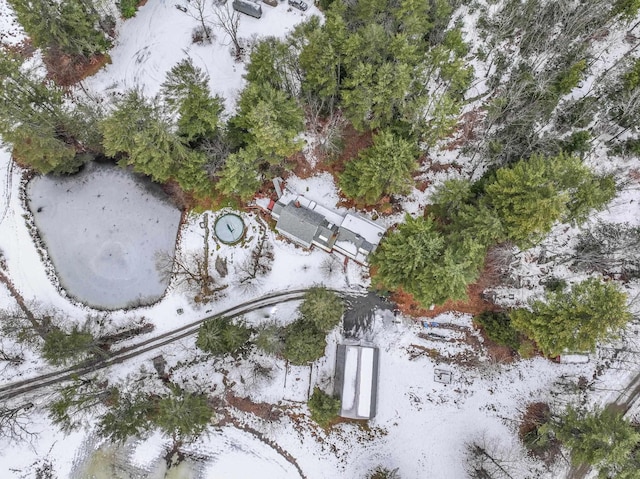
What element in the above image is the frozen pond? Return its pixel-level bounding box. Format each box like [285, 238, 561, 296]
[27, 163, 182, 309]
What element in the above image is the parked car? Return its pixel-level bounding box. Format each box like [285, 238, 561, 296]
[288, 0, 308, 11]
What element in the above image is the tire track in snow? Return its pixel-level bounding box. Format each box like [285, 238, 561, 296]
[0, 288, 358, 402]
[0, 157, 13, 227]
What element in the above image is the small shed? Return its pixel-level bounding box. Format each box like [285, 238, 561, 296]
[334, 344, 379, 420]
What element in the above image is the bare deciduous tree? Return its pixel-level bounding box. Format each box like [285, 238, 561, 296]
[0, 402, 36, 444]
[320, 255, 341, 279]
[185, 0, 214, 43]
[157, 250, 225, 303]
[464, 434, 520, 479]
[214, 1, 242, 59]
[237, 235, 274, 284]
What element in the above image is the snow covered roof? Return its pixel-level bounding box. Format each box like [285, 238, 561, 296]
[340, 213, 386, 247]
[334, 344, 379, 420]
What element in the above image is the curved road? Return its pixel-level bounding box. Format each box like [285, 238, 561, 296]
[0, 288, 361, 402]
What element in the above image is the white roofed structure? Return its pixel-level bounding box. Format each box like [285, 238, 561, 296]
[334, 344, 379, 420]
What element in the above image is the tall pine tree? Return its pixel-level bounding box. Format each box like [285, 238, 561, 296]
[510, 278, 632, 357]
[340, 130, 418, 205]
[551, 406, 640, 476]
[0, 51, 88, 174]
[232, 82, 304, 163]
[483, 152, 616, 247]
[371, 215, 486, 307]
[9, 0, 110, 59]
[100, 90, 211, 196]
[161, 58, 224, 145]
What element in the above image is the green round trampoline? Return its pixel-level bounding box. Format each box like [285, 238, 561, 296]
[214, 213, 245, 244]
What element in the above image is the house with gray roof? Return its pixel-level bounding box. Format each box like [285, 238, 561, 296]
[269, 196, 386, 264]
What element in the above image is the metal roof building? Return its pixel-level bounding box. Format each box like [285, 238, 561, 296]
[334, 344, 379, 420]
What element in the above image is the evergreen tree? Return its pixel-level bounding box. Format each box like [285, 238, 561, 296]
[9, 0, 110, 59]
[233, 83, 304, 162]
[49, 379, 118, 432]
[161, 58, 224, 145]
[283, 318, 326, 365]
[299, 11, 347, 104]
[154, 388, 213, 441]
[473, 311, 520, 350]
[483, 152, 616, 248]
[215, 146, 262, 201]
[339, 130, 418, 205]
[298, 287, 343, 332]
[510, 278, 632, 357]
[430, 179, 504, 246]
[341, 60, 413, 131]
[245, 36, 301, 97]
[41, 326, 98, 366]
[307, 387, 340, 428]
[97, 392, 155, 442]
[551, 407, 640, 475]
[196, 317, 252, 356]
[430, 179, 474, 222]
[0, 51, 88, 174]
[98, 388, 213, 443]
[100, 90, 212, 195]
[371, 215, 486, 307]
[254, 321, 285, 356]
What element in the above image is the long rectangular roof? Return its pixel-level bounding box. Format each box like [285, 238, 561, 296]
[335, 344, 379, 420]
[340, 213, 386, 247]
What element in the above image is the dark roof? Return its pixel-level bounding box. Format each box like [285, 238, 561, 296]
[272, 201, 284, 217]
[275, 203, 325, 247]
[313, 221, 338, 249]
[335, 227, 375, 253]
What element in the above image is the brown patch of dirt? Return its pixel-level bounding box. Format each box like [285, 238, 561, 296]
[290, 151, 314, 179]
[320, 123, 373, 177]
[519, 402, 561, 463]
[423, 161, 463, 174]
[162, 181, 194, 210]
[444, 108, 484, 151]
[475, 328, 517, 363]
[629, 168, 640, 182]
[407, 343, 481, 368]
[225, 392, 283, 422]
[43, 50, 111, 86]
[2, 39, 36, 57]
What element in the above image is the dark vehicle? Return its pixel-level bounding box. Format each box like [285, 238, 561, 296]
[288, 0, 308, 11]
[232, 0, 263, 18]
